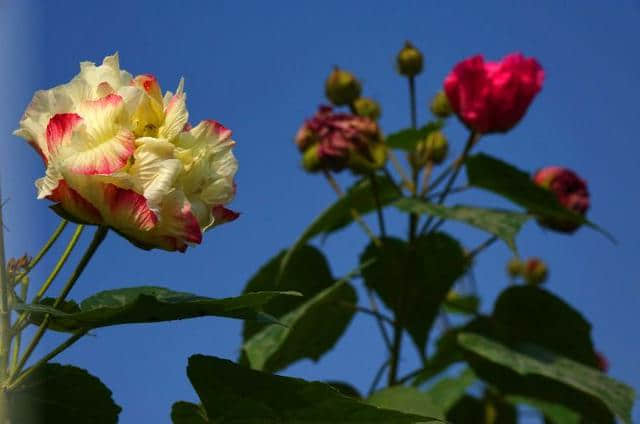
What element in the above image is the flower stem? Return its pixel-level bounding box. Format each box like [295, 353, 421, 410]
[368, 175, 386, 238]
[0, 185, 11, 422]
[419, 131, 479, 234]
[11, 225, 85, 335]
[12, 219, 68, 285]
[9, 279, 29, 372]
[322, 170, 381, 247]
[10, 226, 107, 380]
[7, 330, 86, 391]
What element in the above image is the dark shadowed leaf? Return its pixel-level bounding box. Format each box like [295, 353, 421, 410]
[385, 121, 444, 151]
[443, 293, 479, 315]
[465, 154, 613, 241]
[279, 174, 400, 276]
[9, 363, 121, 424]
[171, 401, 209, 424]
[412, 329, 465, 387]
[361, 233, 466, 354]
[242, 245, 335, 341]
[179, 354, 441, 423]
[242, 278, 357, 372]
[458, 333, 634, 424]
[446, 394, 517, 424]
[16, 287, 299, 332]
[325, 382, 362, 399]
[394, 198, 529, 252]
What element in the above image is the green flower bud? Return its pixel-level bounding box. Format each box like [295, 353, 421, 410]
[506, 257, 523, 278]
[325, 67, 362, 106]
[430, 90, 452, 118]
[523, 257, 548, 286]
[353, 97, 381, 120]
[348, 142, 388, 174]
[409, 131, 449, 169]
[301, 143, 322, 172]
[396, 41, 423, 77]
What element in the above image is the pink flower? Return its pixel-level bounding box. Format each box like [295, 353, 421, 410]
[444, 53, 544, 134]
[295, 106, 385, 173]
[532, 166, 590, 233]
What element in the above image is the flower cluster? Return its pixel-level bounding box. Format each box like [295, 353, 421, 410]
[14, 54, 238, 252]
[295, 106, 386, 173]
[533, 166, 590, 233]
[444, 53, 544, 134]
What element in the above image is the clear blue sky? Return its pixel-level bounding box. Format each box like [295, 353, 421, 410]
[1, 1, 639, 422]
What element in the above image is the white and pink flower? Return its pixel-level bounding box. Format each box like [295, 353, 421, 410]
[14, 53, 238, 252]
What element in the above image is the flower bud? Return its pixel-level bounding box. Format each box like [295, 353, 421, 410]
[532, 167, 590, 233]
[353, 97, 381, 121]
[522, 257, 548, 286]
[506, 257, 522, 278]
[325, 68, 362, 106]
[396, 41, 423, 77]
[430, 91, 452, 119]
[409, 131, 448, 169]
[595, 351, 609, 373]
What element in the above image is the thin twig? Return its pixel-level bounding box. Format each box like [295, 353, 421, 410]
[366, 289, 393, 352]
[419, 161, 434, 198]
[0, 184, 10, 391]
[322, 170, 381, 247]
[369, 175, 386, 238]
[338, 301, 395, 327]
[387, 150, 415, 194]
[12, 220, 68, 284]
[368, 359, 390, 396]
[468, 235, 499, 258]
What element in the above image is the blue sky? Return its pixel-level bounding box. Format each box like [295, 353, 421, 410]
[1, 1, 639, 422]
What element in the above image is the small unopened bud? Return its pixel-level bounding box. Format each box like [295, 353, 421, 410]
[302, 144, 322, 172]
[409, 131, 448, 169]
[522, 257, 548, 286]
[396, 41, 423, 77]
[430, 91, 452, 118]
[325, 67, 362, 106]
[353, 97, 381, 120]
[595, 351, 609, 373]
[506, 257, 522, 278]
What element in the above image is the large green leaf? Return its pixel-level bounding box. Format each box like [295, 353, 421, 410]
[423, 368, 476, 413]
[394, 199, 529, 253]
[360, 233, 467, 354]
[385, 121, 444, 151]
[506, 395, 580, 424]
[172, 355, 441, 423]
[242, 245, 335, 341]
[9, 363, 121, 424]
[242, 279, 357, 372]
[18, 287, 299, 332]
[458, 333, 634, 424]
[367, 387, 445, 420]
[279, 174, 400, 276]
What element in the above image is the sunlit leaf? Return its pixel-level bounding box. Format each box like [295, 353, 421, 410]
[385, 121, 444, 151]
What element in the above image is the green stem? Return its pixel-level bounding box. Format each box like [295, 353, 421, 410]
[365, 289, 393, 352]
[10, 226, 107, 380]
[0, 185, 10, 422]
[408, 76, 417, 129]
[419, 131, 479, 234]
[7, 330, 86, 391]
[9, 280, 29, 373]
[11, 225, 85, 334]
[12, 220, 68, 285]
[369, 175, 386, 238]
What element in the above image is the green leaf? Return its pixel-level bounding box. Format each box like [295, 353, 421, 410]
[171, 402, 209, 424]
[394, 199, 529, 253]
[361, 233, 467, 354]
[412, 329, 465, 387]
[180, 354, 441, 423]
[242, 278, 357, 372]
[443, 294, 479, 315]
[367, 387, 445, 420]
[423, 368, 476, 412]
[386, 121, 444, 151]
[9, 363, 121, 424]
[325, 382, 362, 399]
[458, 333, 634, 424]
[465, 153, 613, 241]
[506, 395, 580, 424]
[242, 245, 335, 341]
[16, 287, 299, 332]
[279, 174, 400, 276]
